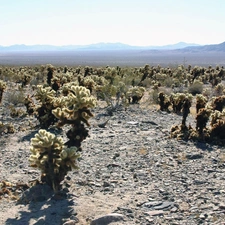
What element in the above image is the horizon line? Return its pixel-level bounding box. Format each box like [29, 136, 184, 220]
[0, 41, 205, 48]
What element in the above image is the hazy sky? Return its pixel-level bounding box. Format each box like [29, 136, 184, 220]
[1, 0, 224, 46]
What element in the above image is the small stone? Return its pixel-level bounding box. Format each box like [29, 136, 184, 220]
[186, 153, 203, 160]
[179, 202, 190, 212]
[219, 203, 225, 209]
[145, 216, 154, 222]
[143, 201, 162, 208]
[95, 183, 102, 187]
[170, 207, 178, 213]
[154, 201, 174, 210]
[127, 121, 139, 125]
[90, 213, 124, 225]
[145, 210, 164, 216]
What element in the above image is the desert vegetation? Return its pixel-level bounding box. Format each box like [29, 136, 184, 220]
[1, 62, 225, 224]
[1, 63, 225, 184]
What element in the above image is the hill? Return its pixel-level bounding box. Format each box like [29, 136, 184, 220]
[176, 41, 225, 53]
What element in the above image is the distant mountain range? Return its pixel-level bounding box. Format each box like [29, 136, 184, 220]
[0, 41, 225, 52]
[0, 42, 200, 51]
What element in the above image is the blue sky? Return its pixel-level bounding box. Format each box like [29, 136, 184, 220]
[1, 0, 224, 46]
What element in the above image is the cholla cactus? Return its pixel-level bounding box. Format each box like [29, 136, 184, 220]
[52, 85, 96, 148]
[126, 86, 145, 104]
[170, 93, 192, 113]
[30, 129, 80, 192]
[0, 122, 15, 134]
[91, 75, 108, 86]
[181, 97, 192, 127]
[35, 85, 55, 104]
[47, 65, 54, 86]
[53, 85, 96, 118]
[21, 73, 31, 87]
[104, 67, 117, 84]
[158, 92, 171, 111]
[211, 95, 225, 112]
[29, 85, 96, 192]
[24, 95, 35, 115]
[54, 71, 73, 85]
[82, 76, 96, 93]
[170, 93, 193, 139]
[196, 108, 211, 134]
[0, 80, 6, 104]
[210, 110, 225, 126]
[60, 81, 79, 96]
[196, 94, 207, 113]
[35, 85, 57, 128]
[210, 109, 225, 140]
[214, 83, 225, 96]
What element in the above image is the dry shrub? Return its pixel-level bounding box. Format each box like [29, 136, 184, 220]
[164, 77, 174, 87]
[6, 89, 25, 105]
[141, 78, 152, 88]
[150, 89, 159, 104]
[188, 80, 203, 95]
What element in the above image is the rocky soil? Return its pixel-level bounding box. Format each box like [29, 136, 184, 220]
[1, 88, 225, 225]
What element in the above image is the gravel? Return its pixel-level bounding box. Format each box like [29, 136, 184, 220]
[1, 101, 225, 225]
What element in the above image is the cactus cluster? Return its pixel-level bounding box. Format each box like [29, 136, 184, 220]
[30, 85, 96, 192]
[126, 86, 145, 104]
[171, 94, 225, 144]
[170, 93, 193, 113]
[3, 63, 225, 192]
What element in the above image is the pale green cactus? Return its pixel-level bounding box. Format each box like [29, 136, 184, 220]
[65, 85, 97, 110]
[34, 85, 58, 128]
[29, 85, 96, 192]
[60, 147, 80, 169]
[30, 130, 64, 171]
[210, 109, 225, 126]
[170, 93, 193, 113]
[35, 85, 56, 104]
[52, 85, 96, 127]
[30, 129, 80, 192]
[126, 86, 145, 104]
[0, 80, 6, 90]
[196, 94, 207, 113]
[31, 129, 63, 150]
[82, 76, 96, 92]
[60, 82, 79, 96]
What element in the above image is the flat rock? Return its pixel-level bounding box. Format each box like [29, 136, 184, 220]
[90, 213, 124, 225]
[145, 210, 164, 216]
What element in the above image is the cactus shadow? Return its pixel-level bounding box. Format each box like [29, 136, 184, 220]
[193, 141, 214, 151]
[5, 184, 76, 225]
[20, 130, 39, 142]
